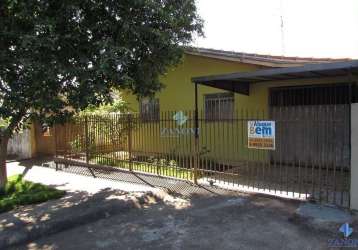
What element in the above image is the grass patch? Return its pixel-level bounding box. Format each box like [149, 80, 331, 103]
[92, 156, 193, 180]
[0, 175, 66, 213]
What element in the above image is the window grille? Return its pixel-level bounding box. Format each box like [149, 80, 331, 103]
[204, 93, 234, 121]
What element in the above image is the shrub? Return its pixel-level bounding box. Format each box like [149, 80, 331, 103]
[0, 175, 66, 213]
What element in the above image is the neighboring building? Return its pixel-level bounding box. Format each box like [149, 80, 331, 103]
[7, 126, 37, 160]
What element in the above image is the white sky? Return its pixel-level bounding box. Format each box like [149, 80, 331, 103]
[193, 0, 358, 59]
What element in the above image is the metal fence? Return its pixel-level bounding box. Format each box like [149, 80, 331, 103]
[54, 107, 351, 207]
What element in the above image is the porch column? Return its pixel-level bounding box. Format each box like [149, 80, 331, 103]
[351, 103, 358, 210]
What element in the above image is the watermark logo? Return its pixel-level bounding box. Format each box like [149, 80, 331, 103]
[328, 223, 358, 247]
[173, 111, 188, 126]
[340, 223, 353, 238]
[160, 111, 198, 137]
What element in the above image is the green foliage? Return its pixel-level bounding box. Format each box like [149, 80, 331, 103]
[81, 95, 130, 115]
[69, 136, 86, 153]
[0, 175, 66, 213]
[0, 119, 9, 130]
[69, 131, 96, 154]
[70, 92, 133, 153]
[0, 0, 203, 135]
[93, 156, 193, 180]
[82, 101, 127, 115]
[69, 114, 134, 156]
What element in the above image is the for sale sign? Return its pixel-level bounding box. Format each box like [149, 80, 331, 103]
[248, 121, 275, 150]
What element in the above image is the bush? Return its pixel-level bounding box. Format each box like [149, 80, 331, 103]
[0, 175, 66, 213]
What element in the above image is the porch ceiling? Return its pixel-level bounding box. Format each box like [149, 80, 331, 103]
[192, 60, 358, 95]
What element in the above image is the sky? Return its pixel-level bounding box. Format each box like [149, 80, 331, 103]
[193, 0, 358, 59]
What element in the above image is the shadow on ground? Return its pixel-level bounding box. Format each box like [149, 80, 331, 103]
[16, 157, 235, 197]
[2, 158, 356, 250]
[0, 187, 153, 249]
[10, 191, 349, 250]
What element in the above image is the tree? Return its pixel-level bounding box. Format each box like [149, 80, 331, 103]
[80, 90, 130, 115]
[0, 0, 203, 187]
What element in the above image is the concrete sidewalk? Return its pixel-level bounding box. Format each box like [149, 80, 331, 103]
[7, 159, 232, 197]
[6, 160, 157, 194]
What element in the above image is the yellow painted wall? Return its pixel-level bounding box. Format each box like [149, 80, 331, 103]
[122, 54, 267, 164]
[123, 54, 264, 112]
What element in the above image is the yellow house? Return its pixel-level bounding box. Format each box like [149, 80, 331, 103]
[117, 47, 357, 209]
[32, 46, 354, 171]
[122, 47, 351, 164]
[123, 47, 345, 113]
[31, 47, 350, 160]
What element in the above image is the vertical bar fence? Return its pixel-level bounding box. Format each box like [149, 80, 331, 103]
[54, 107, 351, 207]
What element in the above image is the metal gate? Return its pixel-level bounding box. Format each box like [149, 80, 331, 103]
[270, 84, 351, 167]
[196, 108, 350, 207]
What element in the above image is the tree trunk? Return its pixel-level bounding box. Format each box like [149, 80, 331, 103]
[0, 135, 9, 189]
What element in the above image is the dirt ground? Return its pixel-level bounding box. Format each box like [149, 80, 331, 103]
[10, 193, 341, 250]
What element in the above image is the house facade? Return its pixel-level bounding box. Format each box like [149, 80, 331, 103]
[121, 47, 352, 168]
[123, 47, 346, 114]
[119, 47, 356, 209]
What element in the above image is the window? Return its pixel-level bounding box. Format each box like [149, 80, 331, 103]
[205, 93, 234, 120]
[140, 98, 160, 121]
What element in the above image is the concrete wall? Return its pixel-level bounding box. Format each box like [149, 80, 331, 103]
[351, 104, 358, 210]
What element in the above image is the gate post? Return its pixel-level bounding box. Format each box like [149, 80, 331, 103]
[84, 116, 90, 164]
[193, 133, 199, 184]
[351, 104, 358, 210]
[54, 124, 58, 171]
[127, 114, 133, 171]
[193, 82, 199, 184]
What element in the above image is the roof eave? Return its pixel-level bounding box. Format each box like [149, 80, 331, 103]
[192, 60, 358, 84]
[185, 50, 306, 68]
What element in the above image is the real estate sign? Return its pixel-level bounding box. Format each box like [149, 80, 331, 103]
[248, 121, 275, 150]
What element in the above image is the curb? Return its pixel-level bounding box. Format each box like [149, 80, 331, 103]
[290, 202, 354, 237]
[0, 191, 162, 249]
